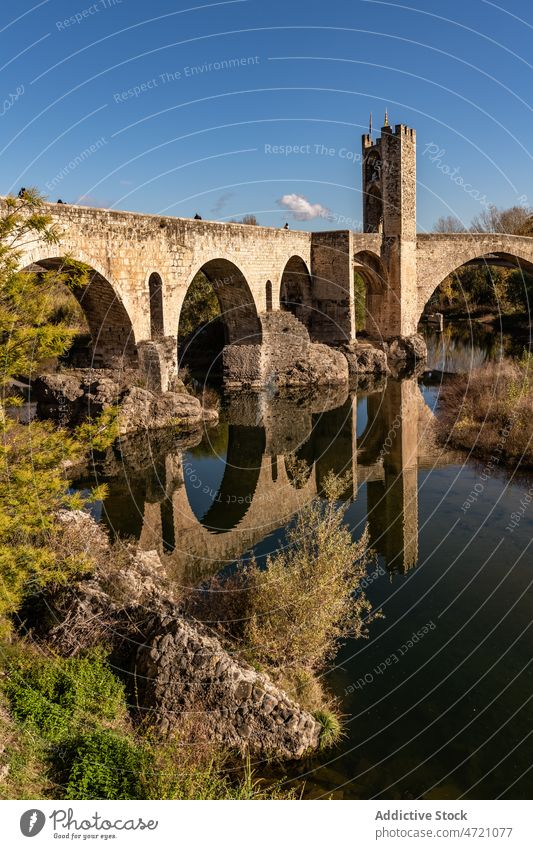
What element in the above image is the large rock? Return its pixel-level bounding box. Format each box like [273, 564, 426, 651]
[308, 343, 349, 385]
[387, 333, 428, 364]
[47, 512, 321, 760]
[340, 341, 389, 378]
[32, 369, 218, 436]
[117, 386, 211, 436]
[136, 614, 321, 759]
[34, 370, 121, 423]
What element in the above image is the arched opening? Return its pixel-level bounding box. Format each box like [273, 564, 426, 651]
[421, 252, 533, 322]
[265, 280, 273, 312]
[148, 272, 164, 339]
[279, 255, 313, 328]
[178, 258, 261, 380]
[419, 249, 533, 367]
[363, 149, 384, 233]
[24, 258, 137, 369]
[353, 250, 388, 338]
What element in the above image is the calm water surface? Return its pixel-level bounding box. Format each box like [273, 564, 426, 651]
[82, 325, 533, 799]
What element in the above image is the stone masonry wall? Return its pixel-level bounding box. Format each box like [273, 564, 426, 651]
[136, 614, 321, 759]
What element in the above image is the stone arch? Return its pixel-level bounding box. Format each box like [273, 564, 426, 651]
[417, 236, 533, 323]
[180, 257, 262, 348]
[148, 272, 164, 339]
[354, 249, 389, 338]
[22, 255, 138, 368]
[279, 255, 313, 327]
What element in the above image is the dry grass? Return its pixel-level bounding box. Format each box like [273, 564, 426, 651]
[187, 469, 377, 678]
[436, 354, 533, 468]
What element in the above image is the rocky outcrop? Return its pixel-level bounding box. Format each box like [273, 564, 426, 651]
[118, 386, 217, 436]
[47, 511, 321, 760]
[224, 312, 350, 389]
[340, 341, 389, 379]
[33, 370, 119, 423]
[386, 333, 428, 364]
[32, 369, 218, 435]
[136, 615, 321, 759]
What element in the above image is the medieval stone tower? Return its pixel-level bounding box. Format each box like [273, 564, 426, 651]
[361, 115, 418, 337]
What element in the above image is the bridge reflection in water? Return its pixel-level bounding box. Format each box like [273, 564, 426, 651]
[88, 377, 457, 583]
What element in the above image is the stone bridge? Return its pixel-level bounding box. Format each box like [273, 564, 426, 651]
[5, 116, 533, 386]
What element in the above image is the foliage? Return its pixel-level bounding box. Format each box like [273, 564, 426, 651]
[178, 270, 221, 341]
[436, 353, 533, 467]
[48, 283, 87, 330]
[0, 192, 114, 630]
[241, 470, 376, 672]
[0, 188, 90, 386]
[1, 646, 296, 800]
[313, 709, 343, 750]
[433, 214, 467, 233]
[76, 406, 119, 452]
[430, 204, 533, 315]
[427, 264, 512, 314]
[470, 204, 533, 235]
[5, 649, 127, 744]
[0, 416, 90, 628]
[62, 730, 146, 800]
[353, 271, 366, 331]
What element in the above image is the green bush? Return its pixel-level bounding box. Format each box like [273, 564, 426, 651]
[63, 729, 146, 800]
[5, 651, 127, 743]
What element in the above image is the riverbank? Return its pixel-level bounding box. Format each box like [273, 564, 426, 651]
[435, 353, 533, 469]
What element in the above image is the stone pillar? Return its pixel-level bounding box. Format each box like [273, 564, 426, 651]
[310, 230, 355, 344]
[137, 336, 177, 393]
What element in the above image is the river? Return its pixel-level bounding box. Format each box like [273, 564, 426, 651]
[78, 323, 533, 799]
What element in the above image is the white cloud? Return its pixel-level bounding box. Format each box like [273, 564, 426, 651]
[277, 193, 329, 221]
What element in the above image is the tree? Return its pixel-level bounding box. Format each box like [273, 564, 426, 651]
[470, 204, 531, 235]
[433, 214, 467, 233]
[0, 188, 90, 386]
[0, 190, 103, 631]
[177, 271, 221, 342]
[228, 214, 259, 225]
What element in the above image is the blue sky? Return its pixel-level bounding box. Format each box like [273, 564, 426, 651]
[1, 0, 532, 231]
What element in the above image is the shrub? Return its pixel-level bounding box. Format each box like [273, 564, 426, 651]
[5, 650, 127, 744]
[241, 470, 377, 672]
[313, 709, 343, 750]
[436, 353, 533, 467]
[63, 730, 146, 800]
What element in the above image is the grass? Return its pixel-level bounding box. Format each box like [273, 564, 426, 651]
[0, 645, 297, 800]
[436, 352, 533, 468]
[313, 709, 343, 751]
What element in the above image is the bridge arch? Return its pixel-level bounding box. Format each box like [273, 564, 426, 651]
[180, 257, 262, 346]
[22, 253, 138, 369]
[279, 255, 313, 327]
[417, 234, 533, 322]
[354, 249, 389, 338]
